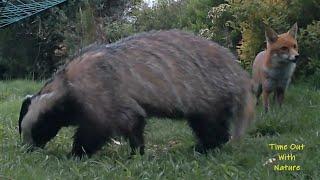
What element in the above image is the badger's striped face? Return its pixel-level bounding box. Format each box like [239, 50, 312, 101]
[19, 92, 61, 148]
[18, 95, 33, 136]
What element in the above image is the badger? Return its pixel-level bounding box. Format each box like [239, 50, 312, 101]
[18, 30, 254, 157]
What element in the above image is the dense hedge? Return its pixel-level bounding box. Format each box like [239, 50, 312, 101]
[0, 0, 137, 79]
[0, 0, 319, 82]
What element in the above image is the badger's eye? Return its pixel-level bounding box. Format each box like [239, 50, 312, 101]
[280, 46, 288, 51]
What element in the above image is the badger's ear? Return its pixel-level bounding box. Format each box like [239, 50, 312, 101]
[288, 22, 298, 39]
[19, 95, 33, 136]
[265, 26, 278, 44]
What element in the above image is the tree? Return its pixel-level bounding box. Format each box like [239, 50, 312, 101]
[0, 0, 140, 79]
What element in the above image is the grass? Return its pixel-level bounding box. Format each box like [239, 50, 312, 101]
[0, 80, 319, 179]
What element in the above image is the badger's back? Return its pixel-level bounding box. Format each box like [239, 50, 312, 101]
[61, 30, 250, 119]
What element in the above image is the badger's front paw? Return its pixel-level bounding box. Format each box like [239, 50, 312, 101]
[194, 143, 207, 154]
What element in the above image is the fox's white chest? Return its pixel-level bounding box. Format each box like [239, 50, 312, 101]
[264, 56, 296, 88]
[269, 59, 296, 78]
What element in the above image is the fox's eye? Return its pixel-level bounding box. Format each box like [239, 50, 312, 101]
[280, 47, 288, 51]
[293, 44, 297, 49]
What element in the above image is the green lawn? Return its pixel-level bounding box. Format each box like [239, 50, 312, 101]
[0, 80, 319, 179]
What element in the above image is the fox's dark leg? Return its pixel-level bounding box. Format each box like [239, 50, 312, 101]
[276, 87, 285, 107]
[273, 90, 277, 103]
[256, 84, 262, 105]
[262, 90, 271, 113]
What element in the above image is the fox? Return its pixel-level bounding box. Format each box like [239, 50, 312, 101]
[252, 23, 299, 112]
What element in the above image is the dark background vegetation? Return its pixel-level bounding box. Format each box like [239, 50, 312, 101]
[0, 1, 319, 179]
[0, 0, 319, 87]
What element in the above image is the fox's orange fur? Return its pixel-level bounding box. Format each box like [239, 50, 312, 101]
[252, 23, 299, 112]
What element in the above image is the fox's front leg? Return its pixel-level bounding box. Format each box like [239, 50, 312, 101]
[276, 87, 285, 107]
[262, 90, 271, 113]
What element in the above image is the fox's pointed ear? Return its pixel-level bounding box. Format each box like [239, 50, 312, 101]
[288, 22, 298, 39]
[265, 27, 278, 44]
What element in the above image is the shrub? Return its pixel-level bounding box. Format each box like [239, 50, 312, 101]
[133, 0, 219, 33]
[295, 21, 320, 88]
[0, 0, 137, 79]
[297, 21, 320, 75]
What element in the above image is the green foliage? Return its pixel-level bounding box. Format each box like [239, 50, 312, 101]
[0, 80, 319, 178]
[0, 0, 319, 79]
[297, 21, 320, 76]
[287, 0, 320, 28]
[0, 13, 65, 79]
[77, 5, 96, 46]
[0, 0, 139, 79]
[133, 0, 184, 31]
[307, 70, 320, 90]
[133, 0, 219, 32]
[105, 21, 136, 43]
[0, 0, 219, 79]
[200, 3, 235, 48]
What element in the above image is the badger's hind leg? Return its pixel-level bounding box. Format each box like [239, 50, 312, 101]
[187, 111, 231, 153]
[71, 123, 110, 157]
[275, 87, 285, 107]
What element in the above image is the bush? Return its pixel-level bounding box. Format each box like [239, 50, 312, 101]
[0, 0, 137, 79]
[133, 0, 219, 33]
[1, 0, 319, 79]
[295, 21, 320, 88]
[105, 21, 135, 43]
[297, 21, 320, 76]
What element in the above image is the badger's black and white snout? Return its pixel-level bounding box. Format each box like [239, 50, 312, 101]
[18, 91, 71, 148]
[18, 95, 33, 136]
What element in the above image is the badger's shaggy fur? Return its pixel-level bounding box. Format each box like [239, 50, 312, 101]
[19, 30, 254, 157]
